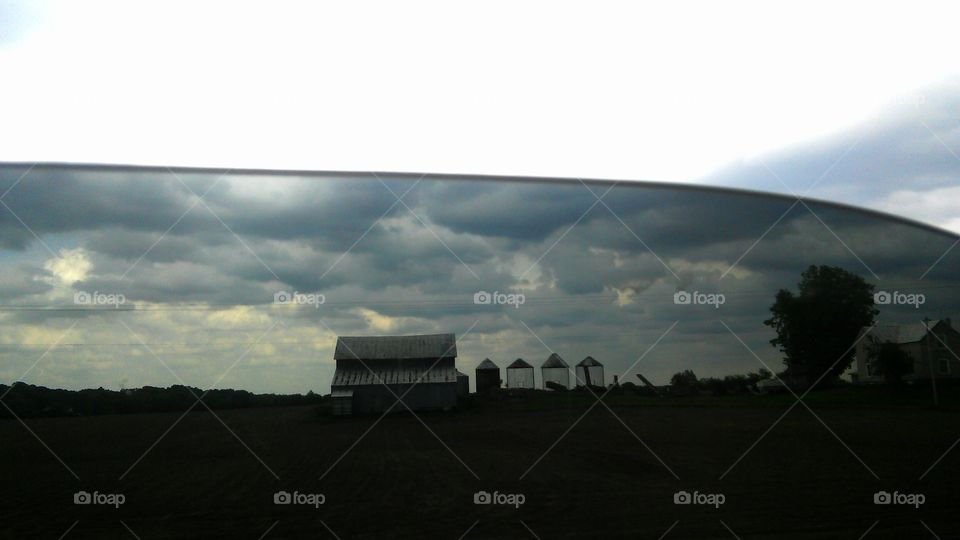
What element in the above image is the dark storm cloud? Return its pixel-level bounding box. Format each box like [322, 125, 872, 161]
[0, 167, 214, 250]
[417, 178, 849, 263]
[203, 175, 413, 250]
[0, 261, 50, 300]
[419, 179, 607, 242]
[2, 165, 957, 283]
[0, 167, 425, 259]
[2, 163, 956, 307]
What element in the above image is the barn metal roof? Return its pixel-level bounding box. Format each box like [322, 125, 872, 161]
[507, 358, 533, 369]
[577, 356, 602, 367]
[476, 359, 499, 370]
[332, 365, 458, 386]
[334, 333, 457, 360]
[542, 353, 569, 368]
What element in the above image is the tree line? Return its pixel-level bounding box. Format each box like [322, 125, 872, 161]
[667, 368, 773, 395]
[0, 383, 324, 419]
[671, 265, 916, 391]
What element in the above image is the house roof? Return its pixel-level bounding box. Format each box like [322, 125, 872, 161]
[334, 333, 457, 360]
[577, 356, 602, 367]
[542, 353, 569, 368]
[860, 320, 947, 345]
[476, 359, 499, 370]
[332, 365, 458, 386]
[507, 358, 533, 369]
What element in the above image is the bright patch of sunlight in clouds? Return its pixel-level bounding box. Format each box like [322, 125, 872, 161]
[353, 307, 401, 334]
[43, 247, 91, 286]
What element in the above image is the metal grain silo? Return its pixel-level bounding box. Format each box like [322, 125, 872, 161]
[575, 356, 604, 388]
[541, 353, 570, 390]
[506, 358, 535, 389]
[456, 370, 469, 396]
[475, 358, 501, 393]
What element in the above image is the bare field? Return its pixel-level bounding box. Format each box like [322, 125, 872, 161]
[1, 400, 959, 539]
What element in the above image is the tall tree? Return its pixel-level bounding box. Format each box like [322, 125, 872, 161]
[764, 265, 877, 384]
[867, 341, 913, 386]
[670, 369, 698, 388]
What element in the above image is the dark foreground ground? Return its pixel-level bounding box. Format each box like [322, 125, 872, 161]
[1, 390, 959, 539]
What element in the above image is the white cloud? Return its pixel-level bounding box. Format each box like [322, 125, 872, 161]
[874, 186, 960, 234]
[42, 247, 92, 286]
[1, 1, 957, 183]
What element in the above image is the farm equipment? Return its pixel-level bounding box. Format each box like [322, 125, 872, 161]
[636, 373, 664, 397]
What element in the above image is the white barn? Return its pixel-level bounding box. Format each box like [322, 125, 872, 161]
[330, 333, 459, 415]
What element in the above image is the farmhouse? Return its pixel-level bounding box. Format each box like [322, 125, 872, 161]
[330, 333, 459, 415]
[853, 319, 960, 384]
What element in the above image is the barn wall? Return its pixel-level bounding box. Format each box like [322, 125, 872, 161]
[332, 396, 353, 416]
[336, 357, 455, 371]
[349, 383, 457, 414]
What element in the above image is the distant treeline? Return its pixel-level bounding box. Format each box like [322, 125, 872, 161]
[664, 368, 775, 395]
[0, 383, 325, 419]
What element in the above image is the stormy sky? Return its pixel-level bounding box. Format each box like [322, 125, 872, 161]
[1, 3, 959, 393]
[0, 166, 957, 394]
